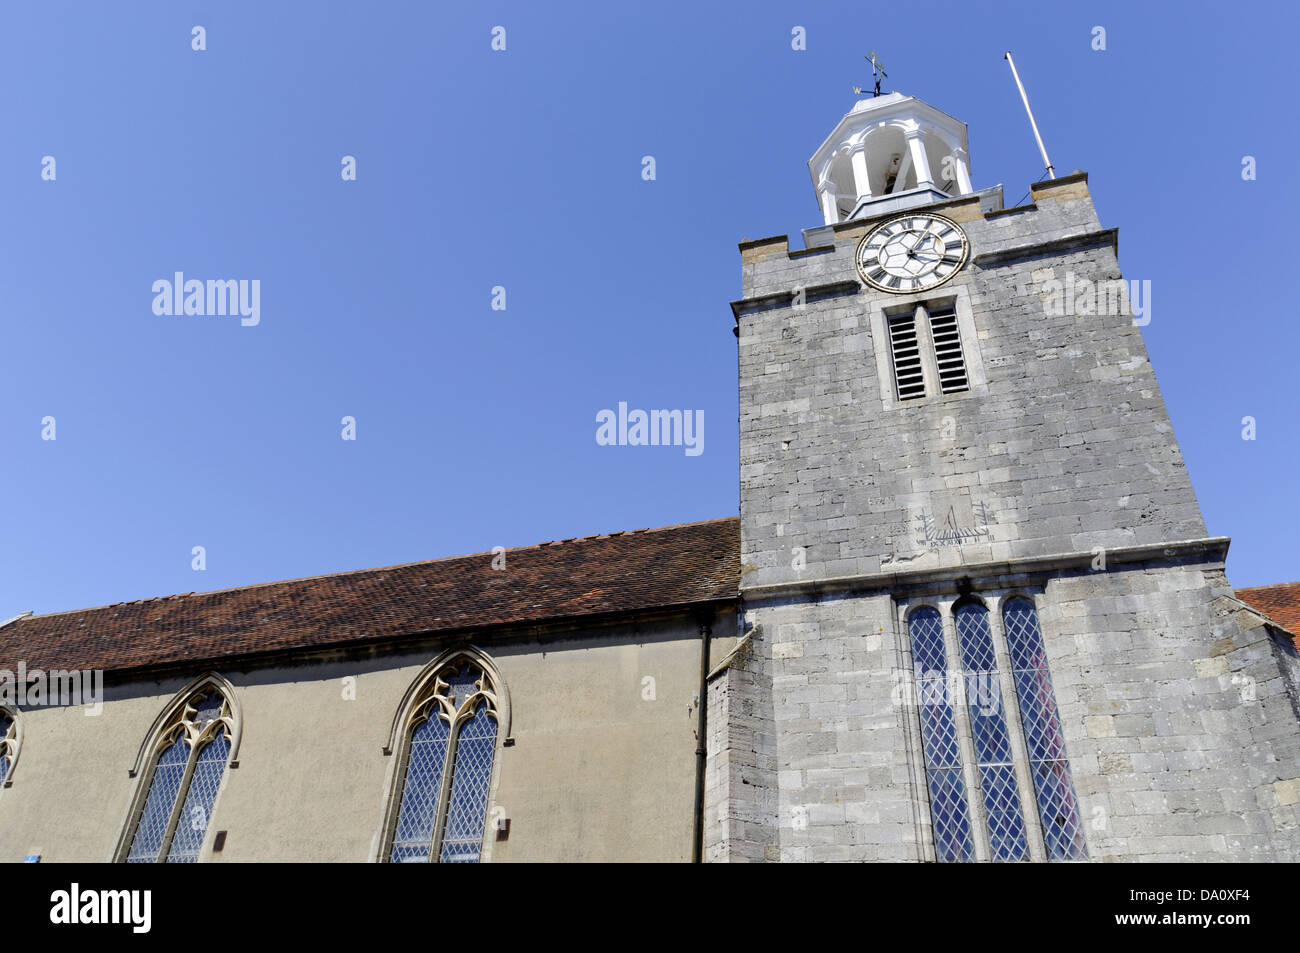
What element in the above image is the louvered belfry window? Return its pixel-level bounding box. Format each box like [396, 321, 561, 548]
[887, 303, 970, 400]
[927, 307, 969, 393]
[888, 312, 927, 400]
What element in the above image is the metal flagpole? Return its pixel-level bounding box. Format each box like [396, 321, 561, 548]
[1004, 51, 1056, 180]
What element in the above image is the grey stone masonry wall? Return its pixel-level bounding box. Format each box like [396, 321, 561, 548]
[719, 171, 1300, 862]
[704, 632, 778, 862]
[705, 552, 1300, 862]
[736, 175, 1206, 590]
[1273, 629, 1300, 723]
[729, 590, 928, 862]
[1039, 557, 1299, 861]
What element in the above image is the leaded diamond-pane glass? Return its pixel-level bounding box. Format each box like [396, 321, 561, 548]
[390, 713, 450, 863]
[1033, 759, 1088, 860]
[1003, 598, 1087, 860]
[908, 607, 974, 863]
[955, 603, 1028, 861]
[1014, 667, 1068, 763]
[927, 769, 973, 863]
[909, 606, 948, 674]
[918, 682, 962, 771]
[955, 603, 998, 673]
[1005, 598, 1049, 671]
[968, 679, 1028, 861]
[979, 762, 1029, 861]
[166, 733, 229, 863]
[126, 734, 188, 863]
[439, 702, 498, 863]
[966, 674, 1012, 764]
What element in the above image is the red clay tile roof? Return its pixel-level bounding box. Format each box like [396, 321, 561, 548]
[0, 517, 740, 675]
[1235, 582, 1300, 641]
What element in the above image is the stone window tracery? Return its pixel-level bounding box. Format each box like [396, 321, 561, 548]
[118, 676, 237, 863]
[0, 707, 20, 788]
[385, 653, 504, 863]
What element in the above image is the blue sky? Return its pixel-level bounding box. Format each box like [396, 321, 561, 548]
[2, 0, 1296, 616]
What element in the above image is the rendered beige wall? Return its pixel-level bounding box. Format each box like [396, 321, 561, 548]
[0, 611, 735, 863]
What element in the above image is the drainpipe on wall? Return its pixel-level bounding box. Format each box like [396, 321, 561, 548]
[691, 611, 713, 863]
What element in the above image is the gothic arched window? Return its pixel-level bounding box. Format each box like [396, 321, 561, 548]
[116, 675, 239, 864]
[954, 600, 1029, 861]
[0, 707, 21, 788]
[907, 606, 974, 862]
[382, 650, 507, 863]
[1002, 597, 1087, 860]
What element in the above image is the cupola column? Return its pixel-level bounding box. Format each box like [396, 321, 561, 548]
[904, 128, 934, 190]
[849, 143, 873, 202]
[818, 180, 839, 225]
[950, 146, 973, 195]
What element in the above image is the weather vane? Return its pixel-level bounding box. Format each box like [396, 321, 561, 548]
[853, 51, 888, 97]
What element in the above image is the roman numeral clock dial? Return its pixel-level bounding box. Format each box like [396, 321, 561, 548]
[855, 213, 969, 293]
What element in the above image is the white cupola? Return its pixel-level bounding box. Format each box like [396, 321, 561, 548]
[808, 92, 975, 226]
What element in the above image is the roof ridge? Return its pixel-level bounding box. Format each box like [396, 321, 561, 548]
[16, 515, 740, 622]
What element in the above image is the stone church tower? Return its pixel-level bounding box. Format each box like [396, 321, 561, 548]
[707, 92, 1300, 862]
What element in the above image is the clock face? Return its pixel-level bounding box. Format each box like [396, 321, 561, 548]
[855, 213, 969, 293]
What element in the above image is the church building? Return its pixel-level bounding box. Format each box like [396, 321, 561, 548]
[1, 92, 1297, 863]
